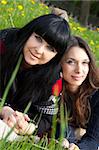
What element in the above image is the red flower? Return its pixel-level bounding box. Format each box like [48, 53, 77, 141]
[52, 78, 62, 96]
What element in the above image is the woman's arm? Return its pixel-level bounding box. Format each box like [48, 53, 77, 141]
[37, 113, 52, 135]
[1, 106, 36, 135]
[77, 90, 99, 150]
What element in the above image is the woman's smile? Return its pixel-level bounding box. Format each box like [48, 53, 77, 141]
[23, 33, 57, 66]
[61, 46, 89, 92]
[29, 49, 40, 59]
[71, 75, 83, 81]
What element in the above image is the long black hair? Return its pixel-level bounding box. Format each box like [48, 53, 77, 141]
[2, 14, 70, 111]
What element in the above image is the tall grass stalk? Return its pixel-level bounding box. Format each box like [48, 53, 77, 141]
[47, 97, 57, 150]
[0, 54, 23, 110]
[59, 101, 66, 140]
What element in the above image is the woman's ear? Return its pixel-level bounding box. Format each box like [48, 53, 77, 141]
[60, 72, 63, 78]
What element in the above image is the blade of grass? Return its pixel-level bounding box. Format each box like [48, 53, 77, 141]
[0, 54, 23, 110]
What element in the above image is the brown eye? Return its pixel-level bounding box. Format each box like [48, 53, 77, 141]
[82, 61, 89, 65]
[47, 45, 56, 52]
[35, 35, 43, 43]
[65, 60, 75, 65]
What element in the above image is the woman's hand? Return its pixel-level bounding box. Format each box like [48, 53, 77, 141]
[13, 111, 37, 135]
[15, 121, 37, 135]
[1, 106, 17, 127]
[1, 107, 37, 135]
[62, 138, 69, 149]
[69, 143, 80, 150]
[62, 139, 80, 150]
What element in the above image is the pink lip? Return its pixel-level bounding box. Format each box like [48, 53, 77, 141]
[72, 76, 83, 81]
[29, 50, 39, 59]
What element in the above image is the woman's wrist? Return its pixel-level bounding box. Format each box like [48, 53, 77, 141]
[1, 106, 14, 118]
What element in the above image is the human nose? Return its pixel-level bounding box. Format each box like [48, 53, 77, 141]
[75, 63, 82, 73]
[36, 44, 45, 55]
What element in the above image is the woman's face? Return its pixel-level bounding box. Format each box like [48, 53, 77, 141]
[61, 46, 90, 92]
[23, 33, 57, 66]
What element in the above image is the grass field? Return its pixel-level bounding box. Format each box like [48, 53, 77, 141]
[0, 0, 99, 66]
[0, 0, 99, 149]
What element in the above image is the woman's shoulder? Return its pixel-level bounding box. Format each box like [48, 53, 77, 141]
[0, 28, 14, 39]
[90, 89, 99, 107]
[0, 28, 16, 54]
[0, 28, 18, 41]
[0, 29, 8, 40]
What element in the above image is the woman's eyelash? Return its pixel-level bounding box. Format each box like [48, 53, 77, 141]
[47, 45, 56, 52]
[35, 35, 42, 42]
[83, 61, 89, 64]
[66, 60, 75, 64]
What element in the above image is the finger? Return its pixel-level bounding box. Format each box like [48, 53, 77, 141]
[17, 119, 29, 130]
[3, 114, 17, 127]
[24, 114, 30, 121]
[7, 120, 15, 128]
[16, 123, 37, 135]
[15, 111, 29, 123]
[69, 143, 80, 150]
[74, 146, 80, 150]
[9, 114, 17, 124]
[15, 124, 29, 135]
[25, 123, 37, 135]
[15, 111, 24, 117]
[15, 111, 30, 121]
[69, 143, 76, 150]
[62, 138, 69, 149]
[14, 111, 26, 124]
[13, 128, 19, 134]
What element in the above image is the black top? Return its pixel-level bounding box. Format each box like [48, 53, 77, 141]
[0, 29, 61, 135]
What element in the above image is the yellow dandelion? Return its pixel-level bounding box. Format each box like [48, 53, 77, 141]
[96, 45, 99, 49]
[96, 27, 99, 32]
[40, 3, 44, 6]
[21, 13, 25, 16]
[90, 40, 94, 45]
[39, 3, 46, 8]
[69, 22, 73, 27]
[77, 27, 86, 32]
[8, 8, 14, 12]
[31, 1, 35, 4]
[29, 0, 35, 4]
[1, 0, 7, 5]
[45, 5, 49, 9]
[73, 27, 77, 31]
[18, 5, 23, 10]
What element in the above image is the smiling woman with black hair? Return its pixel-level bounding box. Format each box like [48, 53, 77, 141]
[0, 14, 70, 136]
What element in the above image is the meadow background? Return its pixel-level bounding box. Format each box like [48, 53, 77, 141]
[0, 0, 99, 149]
[0, 0, 99, 66]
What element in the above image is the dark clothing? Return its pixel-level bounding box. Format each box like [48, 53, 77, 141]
[0, 29, 61, 135]
[66, 90, 99, 150]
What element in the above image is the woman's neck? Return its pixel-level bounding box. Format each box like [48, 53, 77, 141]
[64, 82, 79, 95]
[22, 59, 33, 69]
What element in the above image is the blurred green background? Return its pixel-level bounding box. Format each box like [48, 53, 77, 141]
[0, 0, 99, 66]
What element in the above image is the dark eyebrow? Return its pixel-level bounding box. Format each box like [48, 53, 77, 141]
[66, 57, 90, 62]
[66, 58, 76, 61]
[83, 59, 90, 62]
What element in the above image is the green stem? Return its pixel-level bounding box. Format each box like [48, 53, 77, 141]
[0, 54, 23, 109]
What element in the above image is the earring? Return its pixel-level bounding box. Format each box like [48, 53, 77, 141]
[60, 72, 63, 78]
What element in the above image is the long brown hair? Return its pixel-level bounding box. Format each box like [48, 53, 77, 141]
[62, 36, 99, 128]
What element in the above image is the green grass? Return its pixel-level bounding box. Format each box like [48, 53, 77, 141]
[69, 17, 99, 66]
[0, 0, 99, 149]
[0, 0, 99, 65]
